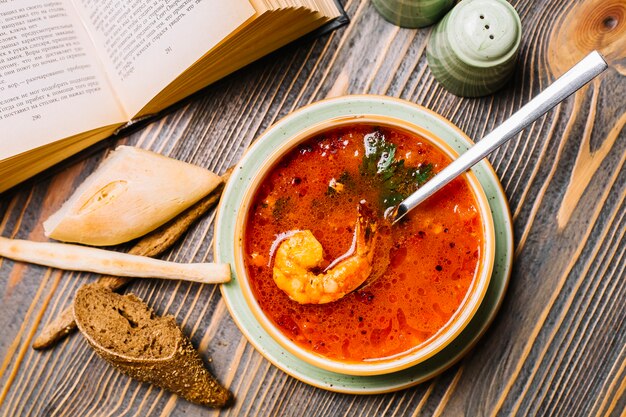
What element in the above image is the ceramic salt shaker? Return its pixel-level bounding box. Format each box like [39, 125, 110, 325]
[426, 0, 522, 97]
[372, 0, 456, 28]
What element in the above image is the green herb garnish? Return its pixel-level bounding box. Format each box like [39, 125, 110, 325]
[359, 129, 433, 208]
[326, 170, 355, 196]
[272, 197, 290, 220]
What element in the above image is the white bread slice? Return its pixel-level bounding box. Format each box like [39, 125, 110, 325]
[44, 146, 221, 246]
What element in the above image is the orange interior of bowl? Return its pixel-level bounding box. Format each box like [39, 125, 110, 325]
[233, 115, 495, 375]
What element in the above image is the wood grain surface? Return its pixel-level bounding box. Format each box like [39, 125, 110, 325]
[1, 0, 624, 416]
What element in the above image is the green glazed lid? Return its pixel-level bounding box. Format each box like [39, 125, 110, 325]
[426, 0, 522, 97]
[450, 0, 521, 66]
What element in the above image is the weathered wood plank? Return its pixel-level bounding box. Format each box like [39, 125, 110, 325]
[1, 0, 624, 416]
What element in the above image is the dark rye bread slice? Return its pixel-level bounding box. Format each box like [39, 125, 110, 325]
[73, 283, 232, 407]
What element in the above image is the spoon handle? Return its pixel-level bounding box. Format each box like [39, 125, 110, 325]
[392, 50, 608, 224]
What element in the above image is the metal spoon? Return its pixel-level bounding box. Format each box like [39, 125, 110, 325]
[389, 51, 608, 224]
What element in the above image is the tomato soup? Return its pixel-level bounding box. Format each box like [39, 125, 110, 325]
[243, 124, 483, 362]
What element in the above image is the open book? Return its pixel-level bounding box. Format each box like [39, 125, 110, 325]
[0, 0, 345, 193]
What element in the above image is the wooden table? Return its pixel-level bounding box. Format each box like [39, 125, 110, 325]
[1, 0, 624, 415]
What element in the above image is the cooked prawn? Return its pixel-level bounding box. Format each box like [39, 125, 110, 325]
[272, 204, 377, 304]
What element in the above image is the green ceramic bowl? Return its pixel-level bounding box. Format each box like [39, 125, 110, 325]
[215, 95, 513, 393]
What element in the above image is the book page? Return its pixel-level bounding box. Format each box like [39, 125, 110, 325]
[0, 0, 126, 160]
[71, 0, 256, 116]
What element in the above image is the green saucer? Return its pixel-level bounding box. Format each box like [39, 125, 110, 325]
[215, 95, 513, 394]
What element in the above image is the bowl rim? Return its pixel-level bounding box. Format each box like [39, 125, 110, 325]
[225, 112, 496, 376]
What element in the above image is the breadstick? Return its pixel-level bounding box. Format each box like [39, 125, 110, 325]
[0, 237, 230, 283]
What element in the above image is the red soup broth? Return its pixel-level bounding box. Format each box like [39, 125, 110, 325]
[244, 124, 483, 362]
